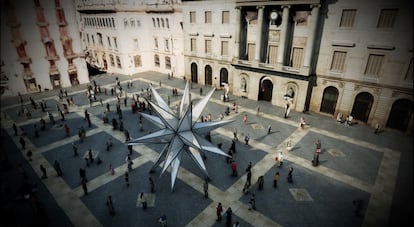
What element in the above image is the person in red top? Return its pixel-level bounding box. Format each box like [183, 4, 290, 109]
[64, 124, 70, 137]
[231, 161, 237, 176]
[216, 202, 223, 221]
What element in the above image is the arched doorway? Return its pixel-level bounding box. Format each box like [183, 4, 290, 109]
[386, 99, 413, 132]
[320, 86, 339, 115]
[351, 92, 373, 122]
[191, 63, 198, 83]
[258, 77, 273, 101]
[220, 68, 228, 87]
[205, 65, 212, 86]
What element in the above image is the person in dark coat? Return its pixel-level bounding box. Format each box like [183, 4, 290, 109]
[225, 207, 232, 227]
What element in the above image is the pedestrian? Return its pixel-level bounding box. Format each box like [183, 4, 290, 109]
[233, 128, 238, 141]
[247, 169, 252, 186]
[256, 105, 260, 115]
[72, 142, 78, 156]
[203, 180, 208, 198]
[231, 160, 238, 177]
[248, 193, 256, 210]
[284, 102, 290, 118]
[124, 130, 130, 142]
[149, 176, 155, 192]
[13, 123, 18, 136]
[106, 196, 115, 216]
[88, 149, 94, 163]
[158, 214, 167, 227]
[278, 152, 284, 166]
[244, 134, 250, 145]
[287, 167, 293, 183]
[315, 140, 321, 153]
[139, 192, 147, 209]
[26, 150, 32, 161]
[40, 164, 47, 179]
[106, 138, 113, 151]
[225, 207, 232, 227]
[216, 202, 223, 221]
[243, 114, 247, 124]
[299, 117, 306, 129]
[40, 118, 46, 130]
[34, 124, 39, 138]
[126, 155, 133, 171]
[82, 178, 88, 195]
[374, 123, 380, 134]
[106, 103, 110, 112]
[267, 124, 272, 134]
[79, 168, 86, 182]
[199, 87, 203, 96]
[53, 160, 63, 177]
[246, 161, 252, 172]
[109, 164, 115, 175]
[124, 171, 130, 187]
[257, 175, 264, 190]
[242, 178, 251, 194]
[19, 136, 26, 149]
[128, 144, 133, 155]
[64, 124, 70, 136]
[273, 171, 279, 188]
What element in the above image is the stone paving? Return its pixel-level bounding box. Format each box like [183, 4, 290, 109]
[0, 71, 412, 227]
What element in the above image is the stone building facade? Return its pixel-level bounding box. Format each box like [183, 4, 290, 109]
[76, 0, 184, 77]
[0, 0, 88, 96]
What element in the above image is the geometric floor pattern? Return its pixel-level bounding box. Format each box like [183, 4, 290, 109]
[1, 71, 410, 227]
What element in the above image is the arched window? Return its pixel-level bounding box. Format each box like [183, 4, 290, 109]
[166, 18, 170, 28]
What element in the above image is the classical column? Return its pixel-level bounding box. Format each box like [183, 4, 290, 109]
[255, 6, 264, 62]
[233, 6, 242, 60]
[276, 5, 290, 66]
[303, 4, 320, 67]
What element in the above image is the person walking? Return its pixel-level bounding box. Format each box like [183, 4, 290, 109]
[231, 160, 238, 177]
[233, 128, 238, 141]
[267, 124, 272, 134]
[158, 214, 167, 227]
[225, 207, 233, 227]
[106, 195, 115, 216]
[88, 149, 94, 163]
[82, 178, 88, 195]
[13, 123, 18, 136]
[216, 202, 223, 221]
[72, 142, 78, 156]
[374, 123, 380, 134]
[124, 171, 130, 187]
[64, 124, 70, 137]
[109, 164, 115, 175]
[244, 134, 250, 145]
[149, 176, 155, 192]
[246, 170, 252, 186]
[257, 176, 264, 190]
[243, 114, 248, 124]
[248, 193, 256, 210]
[199, 87, 203, 96]
[19, 136, 26, 149]
[299, 117, 306, 129]
[128, 144, 133, 155]
[40, 164, 47, 179]
[278, 152, 284, 167]
[287, 167, 293, 183]
[79, 168, 87, 182]
[273, 172, 280, 188]
[203, 180, 209, 198]
[53, 160, 63, 177]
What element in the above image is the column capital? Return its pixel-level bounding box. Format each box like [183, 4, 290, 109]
[310, 4, 321, 9]
[256, 5, 265, 10]
[235, 6, 242, 10]
[281, 5, 291, 9]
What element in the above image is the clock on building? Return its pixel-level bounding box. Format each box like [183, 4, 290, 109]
[270, 11, 278, 20]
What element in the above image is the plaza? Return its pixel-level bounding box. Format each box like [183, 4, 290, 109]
[0, 71, 412, 227]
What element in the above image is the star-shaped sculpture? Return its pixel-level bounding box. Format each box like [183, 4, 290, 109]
[128, 81, 233, 191]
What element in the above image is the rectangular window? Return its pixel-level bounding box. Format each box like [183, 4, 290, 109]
[110, 55, 115, 67]
[113, 37, 118, 49]
[107, 36, 111, 47]
[154, 55, 160, 67]
[191, 38, 196, 52]
[190, 11, 196, 23]
[205, 40, 211, 54]
[405, 58, 413, 80]
[154, 38, 158, 49]
[86, 34, 90, 44]
[137, 20, 141, 27]
[247, 43, 255, 61]
[133, 38, 139, 50]
[116, 56, 121, 68]
[205, 11, 212, 23]
[221, 41, 228, 56]
[91, 35, 95, 45]
[130, 19, 135, 28]
[339, 9, 356, 27]
[377, 9, 398, 28]
[165, 39, 169, 51]
[268, 45, 278, 64]
[165, 56, 171, 69]
[222, 11, 230, 24]
[330, 51, 347, 72]
[134, 55, 141, 68]
[291, 47, 304, 68]
[364, 54, 384, 76]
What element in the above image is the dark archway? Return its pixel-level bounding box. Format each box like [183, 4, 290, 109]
[320, 86, 339, 115]
[386, 99, 413, 132]
[205, 65, 212, 86]
[351, 92, 373, 122]
[220, 68, 228, 87]
[191, 63, 198, 83]
[258, 78, 273, 101]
